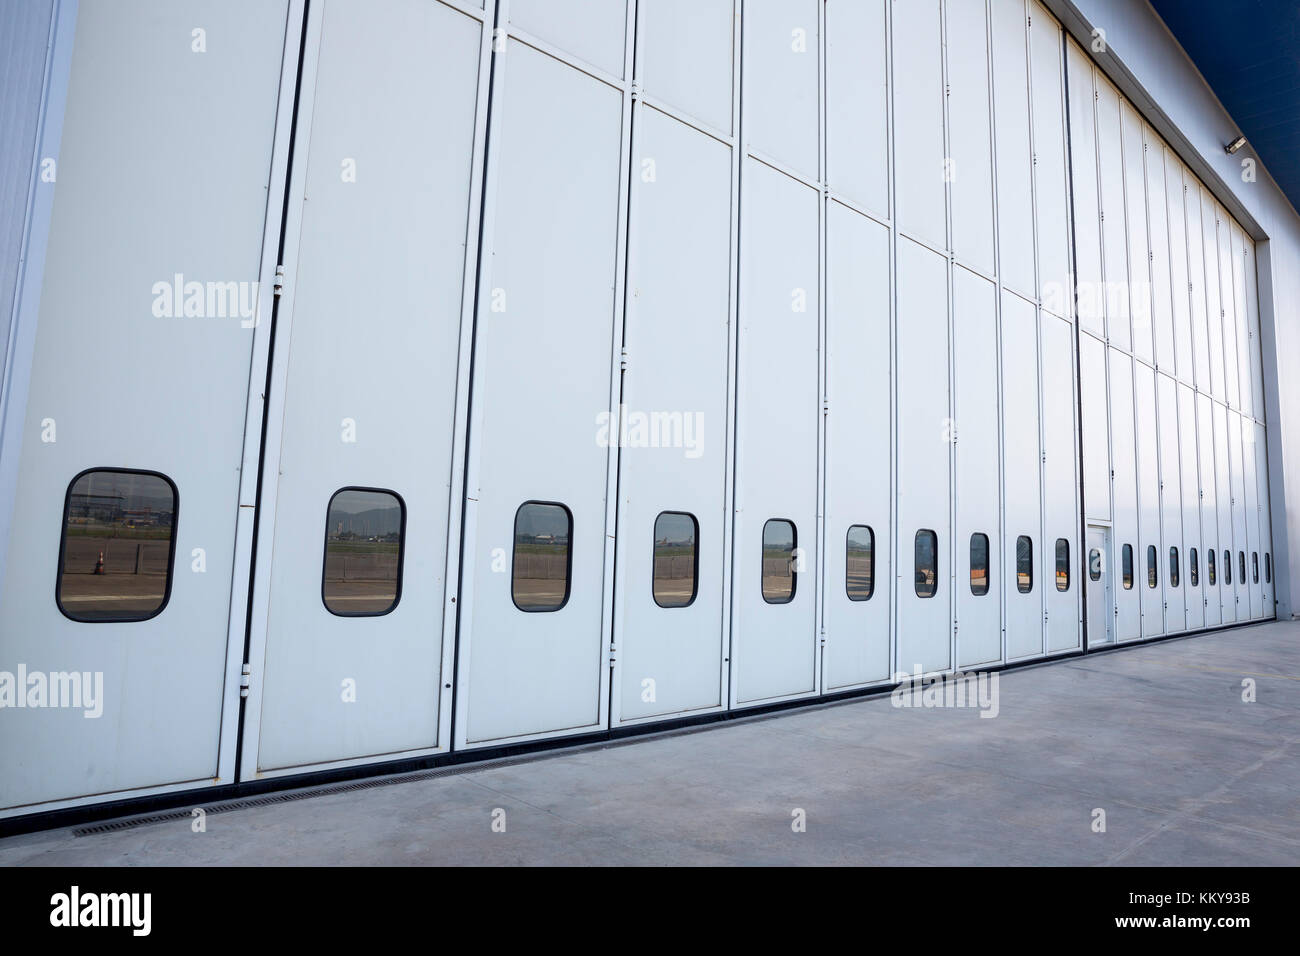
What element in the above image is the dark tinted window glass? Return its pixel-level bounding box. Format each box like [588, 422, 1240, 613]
[1252, 552, 1258, 584]
[57, 469, 178, 622]
[1088, 548, 1101, 582]
[915, 530, 938, 598]
[512, 502, 572, 612]
[1147, 545, 1158, 588]
[323, 488, 404, 616]
[1266, 553, 1271, 584]
[1122, 544, 1134, 589]
[1055, 538, 1069, 592]
[1016, 536, 1033, 593]
[1169, 547, 1179, 588]
[1224, 550, 1232, 585]
[1208, 548, 1216, 585]
[970, 533, 989, 596]
[653, 512, 698, 608]
[762, 519, 797, 604]
[846, 525, 874, 601]
[1190, 547, 1199, 586]
[1239, 551, 1246, 585]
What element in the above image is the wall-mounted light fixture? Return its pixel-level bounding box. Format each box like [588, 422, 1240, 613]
[1225, 135, 1247, 154]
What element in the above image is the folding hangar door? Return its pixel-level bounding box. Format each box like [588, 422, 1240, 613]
[0, 0, 1279, 818]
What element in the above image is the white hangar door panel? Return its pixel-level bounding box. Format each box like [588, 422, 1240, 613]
[1196, 393, 1222, 626]
[732, 160, 819, 705]
[824, 203, 892, 689]
[1042, 317, 1080, 653]
[0, 0, 288, 811]
[1178, 384, 1204, 631]
[1109, 351, 1141, 641]
[1003, 294, 1043, 661]
[613, 105, 732, 724]
[456, 40, 624, 745]
[1227, 412, 1248, 622]
[897, 240, 952, 674]
[1254, 423, 1275, 616]
[253, 0, 485, 771]
[953, 269, 1001, 668]
[1134, 364, 1161, 638]
[1212, 403, 1235, 623]
[1157, 375, 1184, 632]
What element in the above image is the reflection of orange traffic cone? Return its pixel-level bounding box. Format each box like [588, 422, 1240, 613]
[94, 551, 105, 575]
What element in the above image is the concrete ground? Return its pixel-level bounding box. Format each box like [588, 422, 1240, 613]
[3, 620, 1297, 866]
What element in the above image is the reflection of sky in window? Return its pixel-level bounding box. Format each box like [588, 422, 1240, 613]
[72, 471, 173, 512]
[916, 531, 936, 562]
[847, 526, 872, 553]
[763, 520, 794, 550]
[516, 504, 570, 538]
[655, 512, 696, 545]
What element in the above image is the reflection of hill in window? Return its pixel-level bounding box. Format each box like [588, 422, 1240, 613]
[328, 507, 402, 538]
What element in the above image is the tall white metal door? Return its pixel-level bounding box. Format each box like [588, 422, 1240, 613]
[247, 0, 488, 773]
[0, 0, 290, 812]
[454, 17, 627, 747]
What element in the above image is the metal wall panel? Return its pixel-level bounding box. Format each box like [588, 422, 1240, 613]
[1067, 44, 1103, 340]
[991, 0, 1035, 299]
[825, 0, 888, 218]
[507, 0, 628, 78]
[1229, 224, 1253, 420]
[732, 159, 819, 704]
[743, 0, 818, 180]
[1178, 383, 1204, 630]
[1243, 241, 1266, 419]
[1134, 363, 1161, 636]
[1148, 144, 1176, 374]
[1255, 422, 1274, 615]
[1241, 416, 1261, 619]
[0, 0, 289, 809]
[256, 0, 482, 770]
[893, 0, 946, 251]
[1228, 412, 1248, 621]
[1003, 292, 1042, 659]
[1157, 374, 1183, 631]
[1121, 105, 1153, 364]
[458, 42, 623, 745]
[1200, 190, 1225, 402]
[1197, 393, 1222, 626]
[636, 0, 733, 134]
[1030, 7, 1070, 312]
[1095, 81, 1129, 352]
[1164, 151, 1193, 380]
[945, 0, 995, 275]
[953, 267, 1001, 667]
[823, 203, 892, 688]
[1185, 179, 1211, 390]
[1042, 315, 1079, 652]
[1109, 349, 1140, 640]
[1218, 211, 1240, 410]
[897, 238, 952, 673]
[613, 106, 732, 723]
[1079, 334, 1111, 521]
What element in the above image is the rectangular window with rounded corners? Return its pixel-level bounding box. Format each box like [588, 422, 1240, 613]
[970, 533, 990, 596]
[1190, 547, 1199, 587]
[846, 525, 875, 601]
[1088, 548, 1101, 582]
[1055, 538, 1069, 592]
[1239, 551, 1246, 586]
[1252, 551, 1258, 584]
[1016, 535, 1033, 593]
[1266, 553, 1271, 584]
[1224, 550, 1232, 585]
[1147, 545, 1158, 588]
[762, 519, 797, 604]
[1169, 547, 1180, 588]
[1207, 547, 1216, 585]
[323, 487, 405, 616]
[653, 511, 698, 608]
[915, 529, 938, 598]
[1122, 544, 1134, 590]
[512, 501, 572, 612]
[57, 468, 178, 622]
